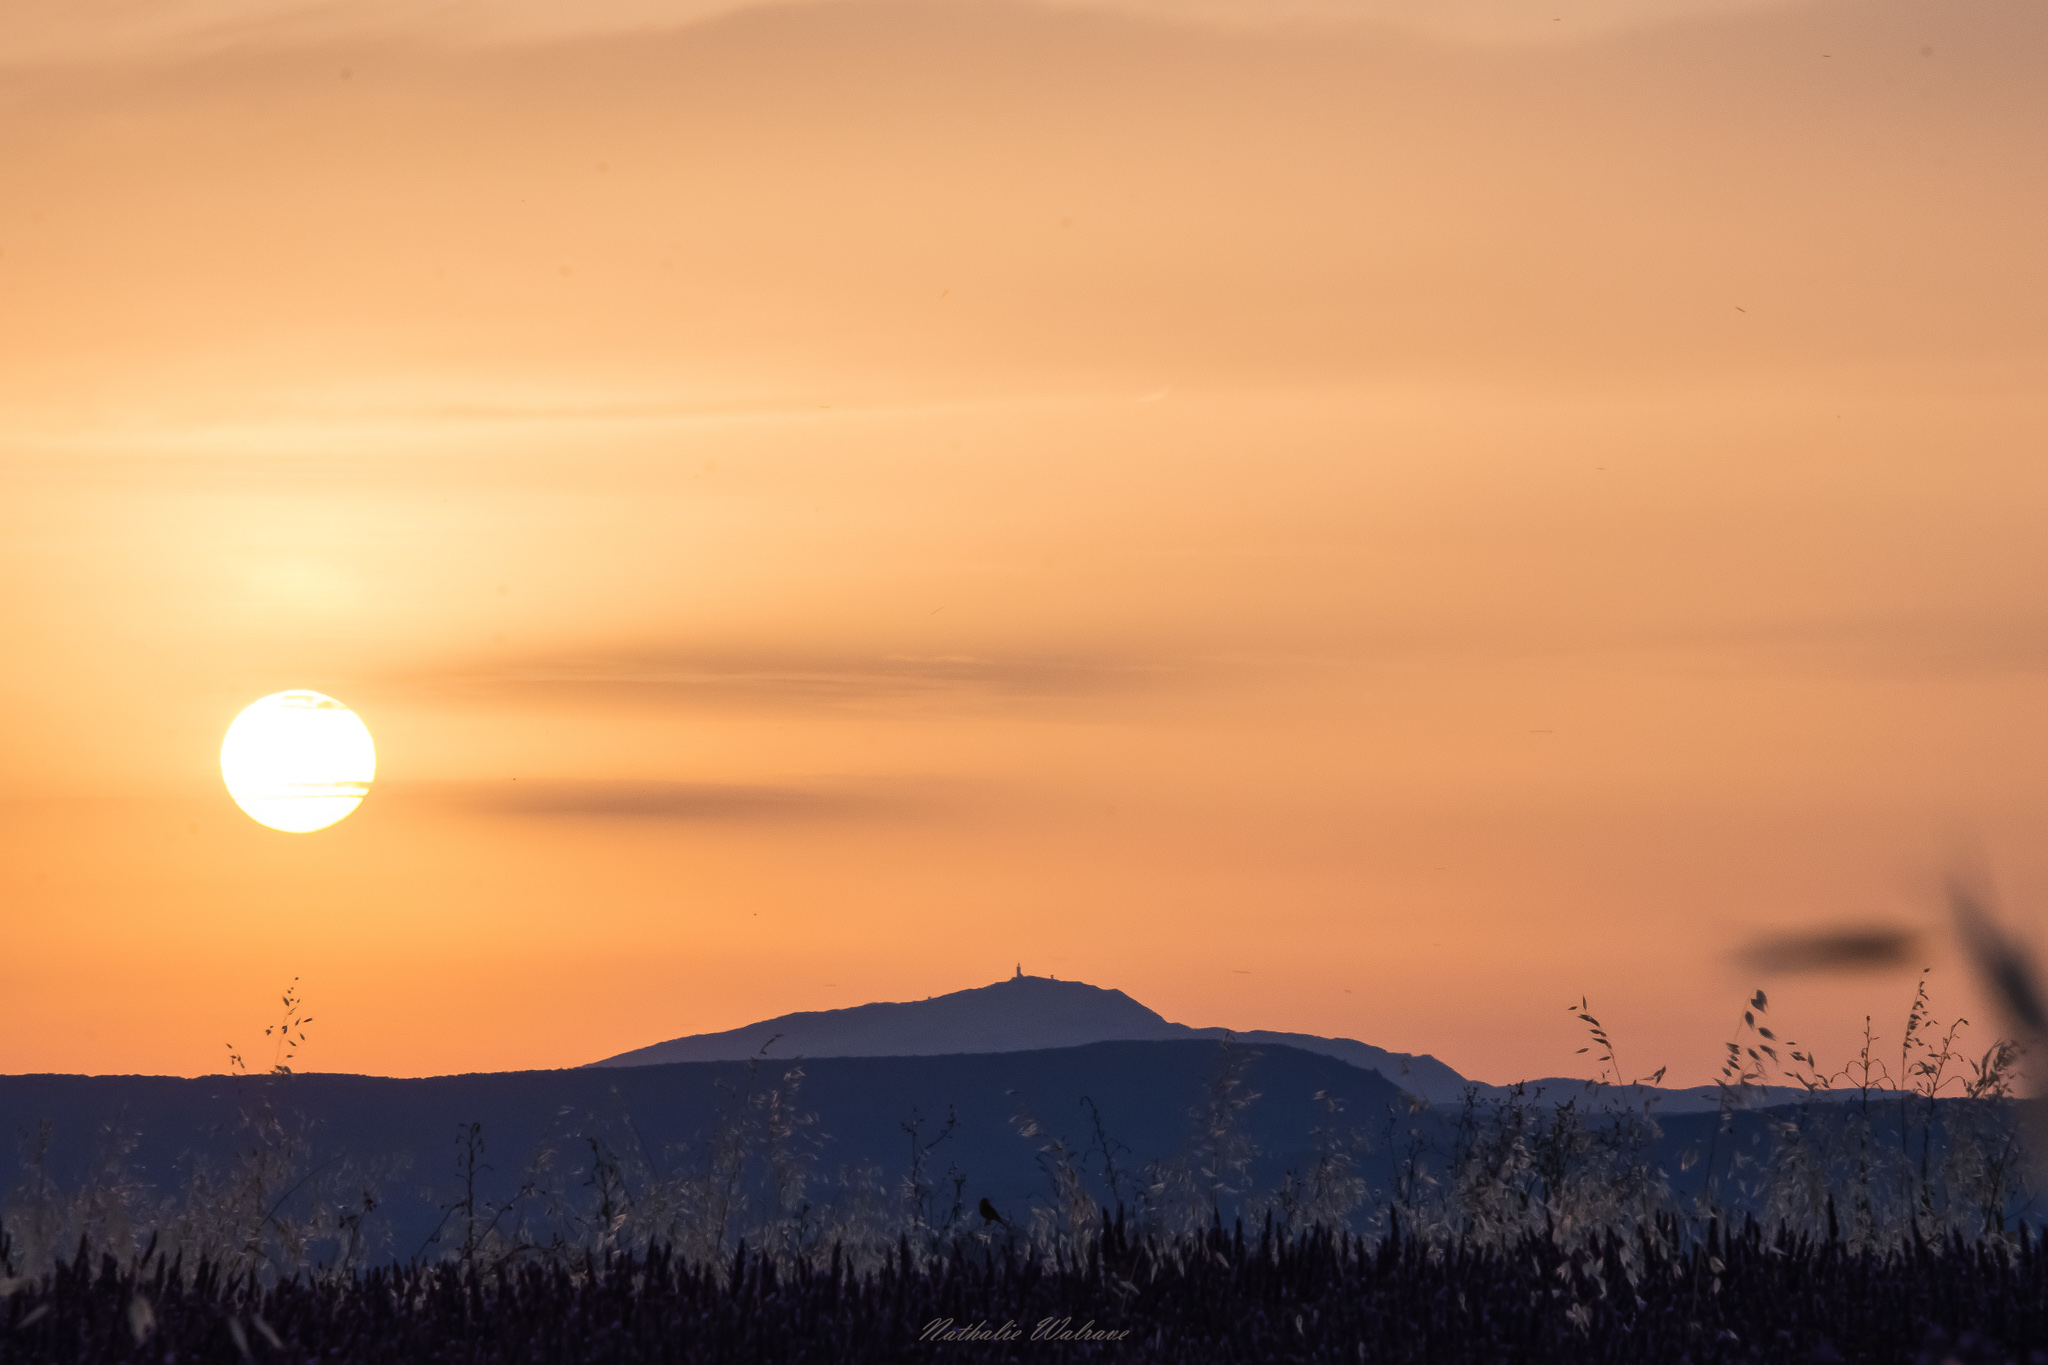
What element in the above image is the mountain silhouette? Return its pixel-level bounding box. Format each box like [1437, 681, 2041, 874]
[588, 972, 1477, 1103]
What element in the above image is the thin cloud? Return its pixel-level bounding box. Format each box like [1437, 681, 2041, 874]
[0, 0, 1807, 69]
[395, 778, 928, 823]
[394, 647, 1173, 712]
[1674, 614, 2048, 681]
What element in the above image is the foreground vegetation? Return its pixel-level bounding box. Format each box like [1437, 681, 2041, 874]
[3, 1209, 2045, 1363]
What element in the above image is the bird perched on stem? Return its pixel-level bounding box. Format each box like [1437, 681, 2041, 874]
[978, 1198, 1009, 1228]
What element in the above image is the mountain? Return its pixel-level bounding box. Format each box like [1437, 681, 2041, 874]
[589, 972, 1478, 1104]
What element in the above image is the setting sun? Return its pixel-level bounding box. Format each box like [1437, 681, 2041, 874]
[219, 691, 376, 833]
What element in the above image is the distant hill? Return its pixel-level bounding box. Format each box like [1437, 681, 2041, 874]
[1, 1041, 2003, 1273]
[0, 1040, 1424, 1259]
[589, 972, 1479, 1103]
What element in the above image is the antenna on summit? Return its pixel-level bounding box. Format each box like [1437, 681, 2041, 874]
[1014, 963, 1022, 979]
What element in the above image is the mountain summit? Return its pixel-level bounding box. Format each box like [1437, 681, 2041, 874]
[588, 972, 1474, 1102]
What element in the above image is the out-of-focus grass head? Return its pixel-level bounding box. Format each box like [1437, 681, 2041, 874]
[1948, 879, 2048, 1046]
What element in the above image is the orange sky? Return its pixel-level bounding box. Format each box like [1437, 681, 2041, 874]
[2, 0, 2045, 1086]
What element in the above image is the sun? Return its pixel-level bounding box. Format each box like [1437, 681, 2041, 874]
[220, 691, 377, 833]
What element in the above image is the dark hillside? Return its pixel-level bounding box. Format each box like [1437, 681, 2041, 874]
[0, 1040, 1407, 1257]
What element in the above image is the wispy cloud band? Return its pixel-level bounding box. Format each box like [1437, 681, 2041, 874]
[386, 777, 934, 823]
[391, 648, 1173, 712]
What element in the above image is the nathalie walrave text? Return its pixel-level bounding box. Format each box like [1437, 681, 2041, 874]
[921, 1318, 1131, 1343]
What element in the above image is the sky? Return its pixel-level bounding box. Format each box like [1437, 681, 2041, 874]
[2, 0, 2045, 1086]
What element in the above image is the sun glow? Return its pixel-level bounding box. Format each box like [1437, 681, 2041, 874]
[220, 691, 376, 833]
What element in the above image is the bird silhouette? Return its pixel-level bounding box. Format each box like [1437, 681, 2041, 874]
[978, 1198, 1008, 1228]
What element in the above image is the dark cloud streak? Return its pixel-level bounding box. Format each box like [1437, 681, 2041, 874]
[1737, 926, 1921, 974]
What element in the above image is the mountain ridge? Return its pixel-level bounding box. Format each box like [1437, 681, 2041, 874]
[588, 972, 1478, 1103]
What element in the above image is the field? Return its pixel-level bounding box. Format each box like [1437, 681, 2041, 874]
[4, 1211, 2046, 1362]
